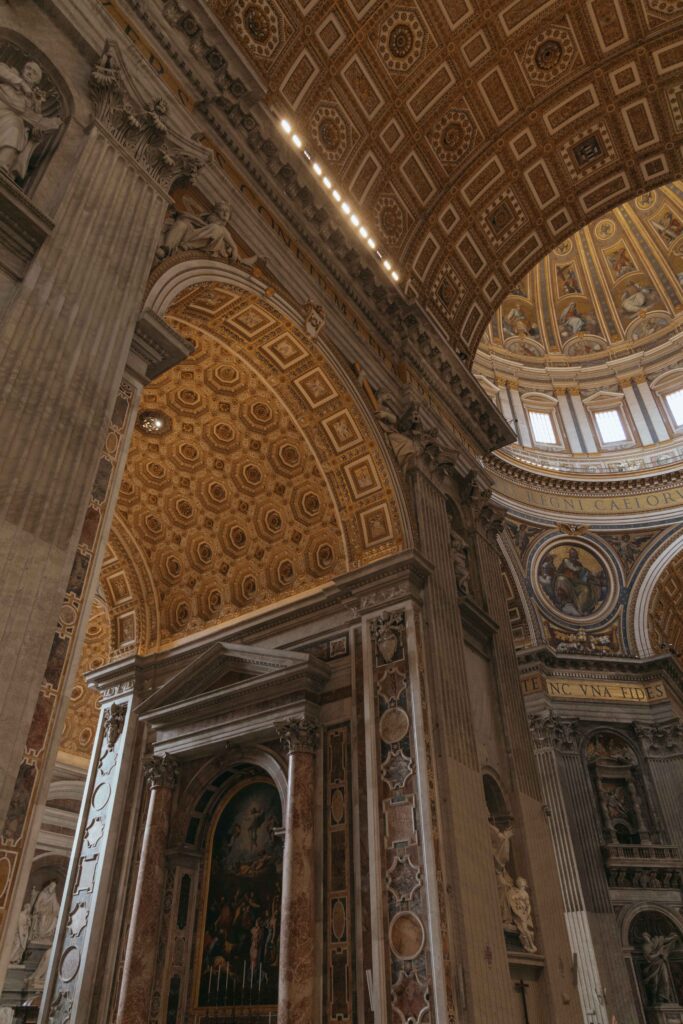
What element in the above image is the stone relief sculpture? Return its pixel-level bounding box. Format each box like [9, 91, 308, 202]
[8, 899, 31, 963]
[156, 201, 258, 265]
[30, 880, 60, 942]
[0, 55, 62, 184]
[641, 932, 678, 1004]
[449, 529, 470, 595]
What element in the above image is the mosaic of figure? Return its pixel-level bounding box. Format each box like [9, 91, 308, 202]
[653, 208, 683, 245]
[199, 779, 282, 1009]
[558, 301, 599, 339]
[556, 263, 581, 294]
[620, 280, 659, 319]
[0, 57, 62, 183]
[537, 544, 609, 618]
[607, 246, 636, 278]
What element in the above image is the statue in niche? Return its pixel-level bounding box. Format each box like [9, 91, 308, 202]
[507, 877, 537, 954]
[9, 899, 31, 963]
[30, 880, 59, 943]
[156, 201, 258, 265]
[0, 57, 62, 184]
[450, 529, 470, 595]
[641, 932, 678, 1004]
[489, 818, 516, 932]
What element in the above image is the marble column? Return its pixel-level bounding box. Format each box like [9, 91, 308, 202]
[276, 716, 318, 1024]
[115, 753, 179, 1024]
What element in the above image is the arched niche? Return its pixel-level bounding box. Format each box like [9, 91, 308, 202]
[630, 525, 683, 656]
[0, 30, 71, 193]
[584, 730, 657, 847]
[626, 909, 683, 1013]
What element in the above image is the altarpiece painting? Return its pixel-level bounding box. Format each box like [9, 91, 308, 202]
[197, 778, 282, 1010]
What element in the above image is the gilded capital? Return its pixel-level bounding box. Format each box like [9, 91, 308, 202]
[277, 716, 319, 755]
[528, 713, 578, 752]
[143, 752, 179, 790]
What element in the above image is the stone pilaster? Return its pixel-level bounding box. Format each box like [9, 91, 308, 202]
[528, 714, 640, 1024]
[634, 719, 683, 849]
[0, 41, 208, 831]
[115, 754, 179, 1024]
[39, 673, 143, 1024]
[276, 716, 318, 1024]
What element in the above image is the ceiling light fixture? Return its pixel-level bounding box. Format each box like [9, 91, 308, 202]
[279, 115, 400, 284]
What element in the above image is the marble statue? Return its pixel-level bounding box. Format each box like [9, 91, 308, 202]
[641, 932, 678, 1004]
[30, 881, 59, 943]
[0, 59, 62, 183]
[8, 901, 31, 964]
[450, 530, 470, 595]
[489, 819, 515, 930]
[156, 201, 257, 265]
[28, 947, 51, 991]
[507, 877, 537, 954]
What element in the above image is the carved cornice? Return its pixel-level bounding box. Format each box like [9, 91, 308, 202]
[0, 175, 53, 280]
[276, 715, 319, 755]
[128, 309, 195, 385]
[486, 452, 683, 498]
[528, 713, 578, 753]
[90, 42, 211, 192]
[633, 719, 683, 756]
[118, 0, 509, 453]
[143, 752, 179, 789]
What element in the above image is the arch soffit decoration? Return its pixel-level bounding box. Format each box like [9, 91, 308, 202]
[629, 525, 683, 656]
[207, 0, 683, 358]
[107, 263, 408, 651]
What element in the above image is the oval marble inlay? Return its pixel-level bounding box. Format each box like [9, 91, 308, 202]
[59, 945, 81, 982]
[389, 911, 425, 960]
[379, 707, 410, 744]
[331, 788, 345, 824]
[91, 782, 111, 811]
[332, 899, 346, 941]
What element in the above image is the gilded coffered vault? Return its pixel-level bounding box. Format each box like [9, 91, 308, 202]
[205, 0, 683, 355]
[112, 282, 404, 646]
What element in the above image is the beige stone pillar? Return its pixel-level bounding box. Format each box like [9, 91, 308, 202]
[276, 716, 318, 1024]
[115, 753, 179, 1024]
[0, 43, 207, 826]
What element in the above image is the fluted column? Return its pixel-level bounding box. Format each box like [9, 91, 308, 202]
[0, 42, 207, 827]
[276, 716, 318, 1024]
[115, 753, 179, 1024]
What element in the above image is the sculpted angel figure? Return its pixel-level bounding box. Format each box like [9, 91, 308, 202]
[156, 201, 257, 265]
[0, 59, 62, 182]
[489, 818, 515, 930]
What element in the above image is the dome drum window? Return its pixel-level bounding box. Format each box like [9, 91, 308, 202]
[520, 393, 564, 451]
[583, 392, 633, 450]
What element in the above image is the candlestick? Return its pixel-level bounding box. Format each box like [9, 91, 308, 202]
[209, 965, 213, 994]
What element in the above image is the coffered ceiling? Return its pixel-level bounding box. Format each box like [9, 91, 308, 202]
[206, 0, 683, 357]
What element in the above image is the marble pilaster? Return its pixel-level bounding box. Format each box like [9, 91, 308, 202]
[276, 716, 318, 1024]
[115, 754, 179, 1024]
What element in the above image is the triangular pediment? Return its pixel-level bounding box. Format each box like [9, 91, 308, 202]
[137, 641, 327, 719]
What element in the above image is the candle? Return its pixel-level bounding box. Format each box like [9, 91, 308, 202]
[242, 960, 247, 990]
[217, 964, 222, 996]
[209, 966, 213, 994]
[258, 964, 263, 994]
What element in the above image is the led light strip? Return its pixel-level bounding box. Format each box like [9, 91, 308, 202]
[280, 118, 400, 284]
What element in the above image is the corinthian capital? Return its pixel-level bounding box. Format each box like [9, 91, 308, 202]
[277, 716, 319, 755]
[90, 43, 211, 191]
[528, 713, 578, 752]
[143, 752, 179, 789]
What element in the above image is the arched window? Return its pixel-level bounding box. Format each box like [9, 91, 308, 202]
[629, 911, 683, 1010]
[196, 775, 282, 1011]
